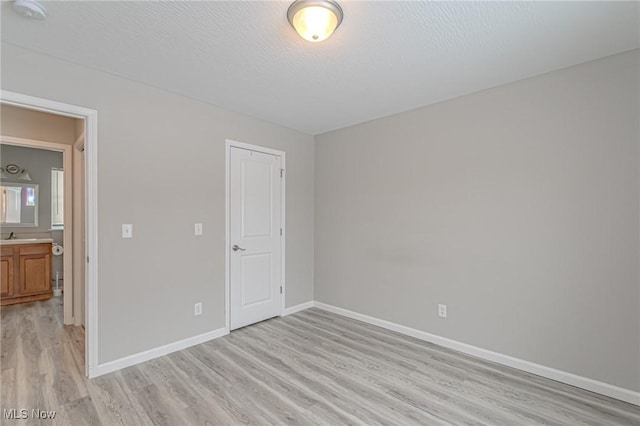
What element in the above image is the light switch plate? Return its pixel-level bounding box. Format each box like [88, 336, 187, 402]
[438, 304, 447, 318]
[122, 224, 133, 239]
[194, 223, 203, 236]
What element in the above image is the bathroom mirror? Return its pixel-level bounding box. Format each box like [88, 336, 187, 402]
[0, 183, 38, 227]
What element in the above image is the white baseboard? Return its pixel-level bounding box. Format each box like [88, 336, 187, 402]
[93, 327, 228, 378]
[313, 302, 640, 406]
[89, 301, 639, 406]
[283, 300, 315, 316]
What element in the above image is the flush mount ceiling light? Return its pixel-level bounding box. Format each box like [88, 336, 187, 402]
[287, 0, 343, 43]
[12, 0, 47, 20]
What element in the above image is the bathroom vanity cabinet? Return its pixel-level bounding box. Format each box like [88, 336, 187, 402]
[0, 241, 52, 306]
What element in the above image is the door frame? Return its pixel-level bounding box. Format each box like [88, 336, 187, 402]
[225, 139, 286, 332]
[0, 90, 99, 378]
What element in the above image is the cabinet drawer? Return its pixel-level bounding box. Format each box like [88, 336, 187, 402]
[19, 244, 51, 255]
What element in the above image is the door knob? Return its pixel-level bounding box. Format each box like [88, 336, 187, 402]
[232, 244, 246, 252]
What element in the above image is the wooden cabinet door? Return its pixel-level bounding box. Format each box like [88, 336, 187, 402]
[20, 253, 51, 295]
[0, 253, 14, 298]
[1, 243, 52, 306]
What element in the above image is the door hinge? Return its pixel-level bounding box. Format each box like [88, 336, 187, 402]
[280, 286, 283, 294]
[280, 168, 284, 178]
[280, 228, 282, 236]
[86, 256, 89, 263]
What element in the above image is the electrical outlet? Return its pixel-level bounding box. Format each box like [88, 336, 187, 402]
[438, 304, 447, 318]
[194, 302, 203, 316]
[194, 223, 203, 236]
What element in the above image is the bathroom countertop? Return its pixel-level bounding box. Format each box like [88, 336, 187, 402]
[0, 238, 53, 246]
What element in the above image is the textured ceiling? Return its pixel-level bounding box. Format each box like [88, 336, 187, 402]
[1, 1, 639, 135]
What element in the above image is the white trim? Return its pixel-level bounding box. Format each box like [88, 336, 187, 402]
[94, 328, 228, 377]
[225, 139, 286, 332]
[1, 90, 99, 379]
[313, 302, 640, 406]
[280, 156, 286, 316]
[225, 143, 230, 332]
[226, 139, 285, 157]
[85, 107, 98, 378]
[283, 301, 314, 316]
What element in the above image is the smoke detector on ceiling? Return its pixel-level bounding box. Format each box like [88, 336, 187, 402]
[13, 0, 47, 20]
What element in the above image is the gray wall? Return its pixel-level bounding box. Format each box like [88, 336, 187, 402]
[3, 41, 637, 393]
[315, 50, 640, 392]
[1, 43, 315, 364]
[1, 144, 63, 233]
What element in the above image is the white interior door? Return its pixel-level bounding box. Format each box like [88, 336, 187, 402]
[230, 146, 282, 330]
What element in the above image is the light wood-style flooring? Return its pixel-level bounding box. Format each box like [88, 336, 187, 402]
[1, 298, 639, 425]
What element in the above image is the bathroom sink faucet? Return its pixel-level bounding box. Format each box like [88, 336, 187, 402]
[7, 232, 16, 240]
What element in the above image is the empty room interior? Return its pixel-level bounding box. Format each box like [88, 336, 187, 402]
[0, 1, 639, 425]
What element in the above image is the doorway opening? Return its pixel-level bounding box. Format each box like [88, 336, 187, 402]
[0, 91, 98, 377]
